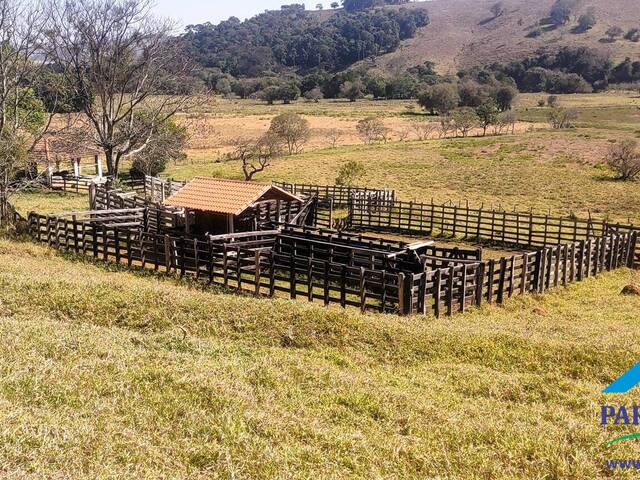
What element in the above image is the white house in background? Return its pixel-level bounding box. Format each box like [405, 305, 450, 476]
[30, 132, 105, 179]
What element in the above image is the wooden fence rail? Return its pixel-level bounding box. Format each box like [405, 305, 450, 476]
[26, 213, 405, 314]
[349, 199, 640, 268]
[26, 210, 638, 318]
[274, 181, 395, 209]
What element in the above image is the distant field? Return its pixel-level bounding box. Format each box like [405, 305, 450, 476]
[0, 236, 639, 479]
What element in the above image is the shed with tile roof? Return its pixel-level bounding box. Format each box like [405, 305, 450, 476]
[165, 177, 301, 234]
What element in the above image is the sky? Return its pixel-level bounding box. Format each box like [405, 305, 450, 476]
[153, 0, 306, 28]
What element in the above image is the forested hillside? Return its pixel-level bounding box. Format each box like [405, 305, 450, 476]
[183, 4, 428, 77]
[178, 0, 640, 104]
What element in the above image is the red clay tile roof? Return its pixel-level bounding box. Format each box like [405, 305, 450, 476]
[30, 133, 101, 164]
[165, 177, 301, 215]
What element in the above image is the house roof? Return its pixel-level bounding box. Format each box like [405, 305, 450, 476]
[30, 132, 101, 164]
[164, 177, 301, 216]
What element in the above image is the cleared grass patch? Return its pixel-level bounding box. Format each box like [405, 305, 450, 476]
[0, 236, 639, 478]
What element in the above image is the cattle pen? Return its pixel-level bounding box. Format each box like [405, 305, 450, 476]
[2, 175, 639, 317]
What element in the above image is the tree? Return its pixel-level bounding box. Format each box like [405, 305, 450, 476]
[549, 0, 576, 26]
[340, 80, 364, 102]
[277, 83, 301, 104]
[576, 9, 596, 32]
[331, 2, 340, 8]
[624, 28, 640, 42]
[547, 95, 560, 107]
[335, 160, 366, 186]
[268, 113, 311, 155]
[494, 86, 518, 111]
[49, 0, 194, 179]
[316, 3, 324, 10]
[450, 107, 479, 137]
[215, 78, 232, 95]
[232, 134, 282, 181]
[342, 0, 379, 12]
[0, 0, 54, 210]
[418, 84, 460, 115]
[326, 128, 342, 148]
[356, 117, 389, 144]
[490, 2, 507, 19]
[605, 26, 624, 42]
[607, 140, 640, 181]
[259, 86, 281, 105]
[496, 111, 517, 134]
[476, 101, 499, 136]
[410, 121, 439, 141]
[130, 117, 188, 177]
[303, 87, 324, 103]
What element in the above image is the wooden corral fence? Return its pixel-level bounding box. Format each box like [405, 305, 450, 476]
[274, 181, 395, 209]
[25, 210, 637, 317]
[25, 216, 406, 314]
[91, 184, 183, 234]
[125, 175, 186, 202]
[48, 174, 106, 194]
[348, 198, 640, 268]
[406, 232, 636, 316]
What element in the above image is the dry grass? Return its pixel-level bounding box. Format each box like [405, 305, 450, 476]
[165, 130, 640, 223]
[373, 0, 640, 74]
[0, 236, 639, 478]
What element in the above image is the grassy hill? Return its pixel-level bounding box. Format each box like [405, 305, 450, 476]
[0, 234, 639, 478]
[372, 0, 640, 74]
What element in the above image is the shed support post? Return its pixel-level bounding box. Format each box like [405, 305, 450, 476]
[95, 155, 103, 179]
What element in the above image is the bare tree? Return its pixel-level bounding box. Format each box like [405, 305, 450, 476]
[549, 107, 578, 129]
[48, 0, 196, 178]
[607, 140, 640, 181]
[0, 0, 55, 213]
[397, 127, 410, 142]
[439, 115, 456, 138]
[232, 134, 282, 181]
[356, 117, 389, 144]
[410, 121, 439, 141]
[326, 128, 342, 148]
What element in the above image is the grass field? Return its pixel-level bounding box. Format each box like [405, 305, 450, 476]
[155, 92, 640, 223]
[4, 91, 640, 478]
[0, 236, 639, 479]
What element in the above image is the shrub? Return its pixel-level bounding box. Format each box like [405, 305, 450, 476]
[547, 95, 559, 107]
[624, 28, 640, 42]
[335, 160, 366, 186]
[576, 10, 596, 32]
[548, 107, 579, 129]
[607, 140, 640, 180]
